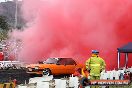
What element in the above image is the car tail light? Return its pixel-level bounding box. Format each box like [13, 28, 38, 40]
[35, 66, 39, 69]
[28, 67, 32, 71]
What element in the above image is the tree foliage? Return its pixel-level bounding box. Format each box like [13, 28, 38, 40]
[0, 16, 10, 40]
[0, 16, 10, 31]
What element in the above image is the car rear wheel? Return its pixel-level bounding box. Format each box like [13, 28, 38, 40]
[43, 69, 51, 76]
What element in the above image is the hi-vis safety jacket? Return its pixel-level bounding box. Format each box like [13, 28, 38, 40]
[85, 56, 106, 76]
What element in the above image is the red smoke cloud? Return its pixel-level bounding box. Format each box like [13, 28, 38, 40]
[13, 0, 132, 70]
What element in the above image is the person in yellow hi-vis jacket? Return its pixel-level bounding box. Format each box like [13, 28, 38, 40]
[86, 50, 106, 88]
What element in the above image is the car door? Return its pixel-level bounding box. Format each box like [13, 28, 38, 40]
[53, 58, 67, 74]
[65, 58, 76, 74]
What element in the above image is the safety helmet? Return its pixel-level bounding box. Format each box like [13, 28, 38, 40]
[92, 50, 99, 54]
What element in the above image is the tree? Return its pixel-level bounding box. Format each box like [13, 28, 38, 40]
[0, 16, 10, 31]
[0, 16, 10, 40]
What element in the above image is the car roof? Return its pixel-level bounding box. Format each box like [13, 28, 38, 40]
[51, 57, 73, 60]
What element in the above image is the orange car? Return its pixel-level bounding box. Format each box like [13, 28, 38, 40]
[26, 58, 83, 76]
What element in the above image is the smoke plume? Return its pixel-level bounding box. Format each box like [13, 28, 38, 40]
[13, 0, 132, 70]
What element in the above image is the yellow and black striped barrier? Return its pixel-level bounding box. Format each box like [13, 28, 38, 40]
[0, 82, 15, 88]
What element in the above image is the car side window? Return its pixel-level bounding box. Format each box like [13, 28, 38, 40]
[57, 59, 67, 65]
[65, 59, 76, 65]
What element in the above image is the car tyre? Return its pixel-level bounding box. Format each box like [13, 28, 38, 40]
[80, 77, 90, 87]
[43, 69, 51, 76]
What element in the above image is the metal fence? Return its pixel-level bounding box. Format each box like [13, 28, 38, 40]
[0, 69, 29, 84]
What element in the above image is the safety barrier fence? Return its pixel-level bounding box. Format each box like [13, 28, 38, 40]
[0, 69, 29, 84]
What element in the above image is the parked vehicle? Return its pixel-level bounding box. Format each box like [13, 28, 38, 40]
[26, 58, 83, 76]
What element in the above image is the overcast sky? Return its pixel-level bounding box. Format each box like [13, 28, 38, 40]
[0, 0, 13, 2]
[0, 0, 22, 2]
